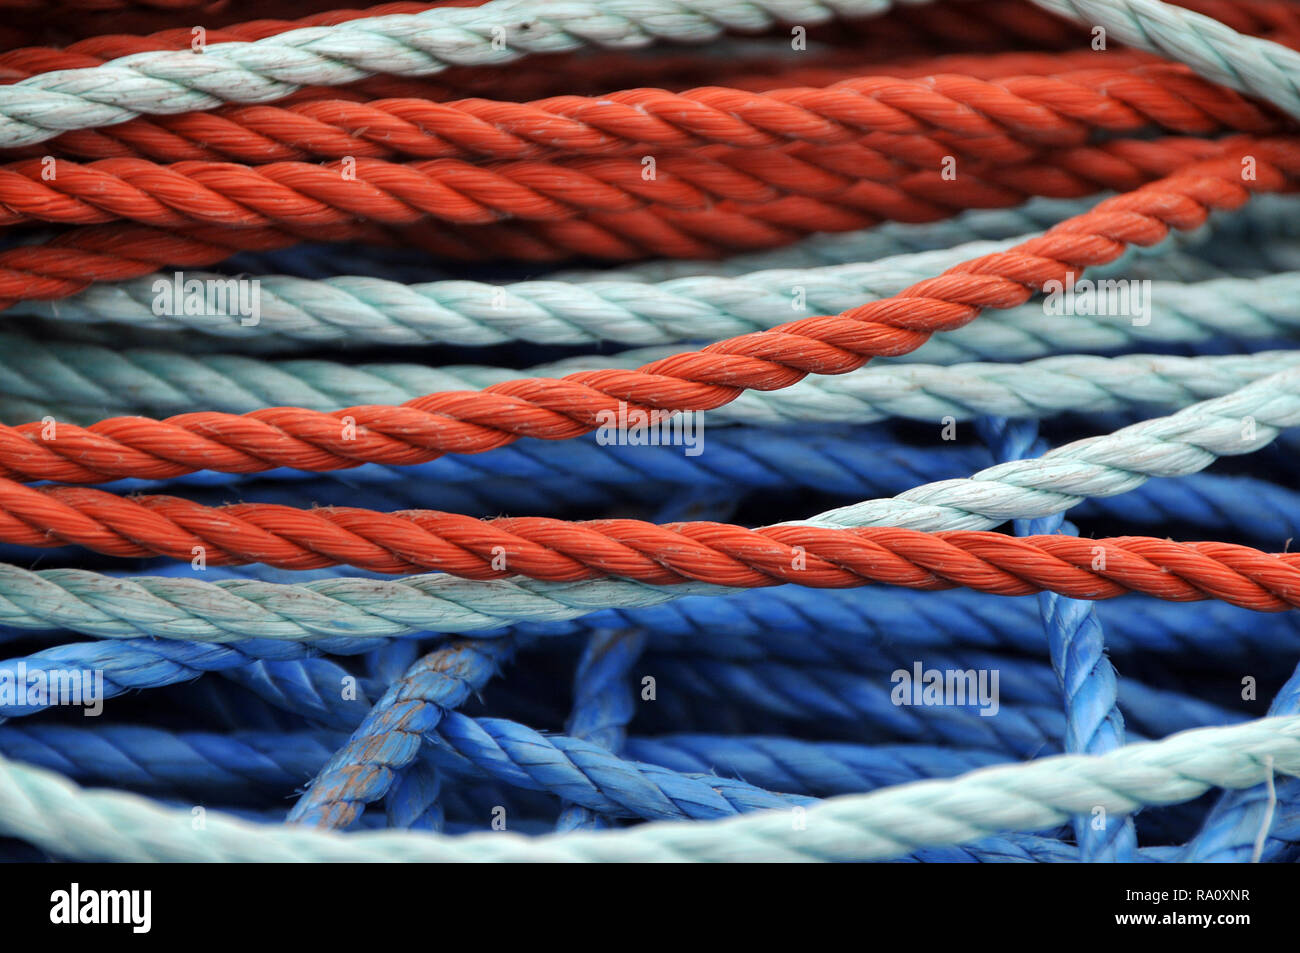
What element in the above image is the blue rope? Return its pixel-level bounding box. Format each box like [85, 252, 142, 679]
[1182, 659, 1300, 861]
[5, 580, 1296, 707]
[29, 616, 1225, 856]
[286, 638, 515, 828]
[977, 416, 1138, 862]
[556, 629, 647, 831]
[0, 721, 1122, 861]
[640, 654, 1243, 749]
[83, 425, 1300, 549]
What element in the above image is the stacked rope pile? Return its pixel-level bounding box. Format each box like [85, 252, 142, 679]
[2, 0, 1300, 863]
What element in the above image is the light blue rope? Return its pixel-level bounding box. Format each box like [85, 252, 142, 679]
[1030, 0, 1300, 121]
[1183, 662, 1300, 861]
[0, 0, 901, 148]
[978, 416, 1138, 861]
[0, 715, 1298, 859]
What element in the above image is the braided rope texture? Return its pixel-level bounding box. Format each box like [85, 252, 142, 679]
[4, 0, 1300, 867]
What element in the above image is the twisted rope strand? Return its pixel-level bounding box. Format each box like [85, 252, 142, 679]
[0, 353, 1293, 572]
[0, 136, 1228, 232]
[5, 336, 1288, 422]
[16, 225, 1288, 359]
[7, 484, 1300, 608]
[14, 186, 1270, 328]
[2, 48, 1154, 142]
[551, 191, 1294, 281]
[0, 135, 1225, 305]
[0, 724, 352, 797]
[1030, 0, 1300, 120]
[0, 0, 900, 148]
[803, 363, 1300, 529]
[0, 231, 1151, 347]
[0, 64, 1278, 164]
[24, 428, 1300, 555]
[286, 637, 513, 828]
[1, 140, 1292, 484]
[0, 716, 1297, 860]
[557, 628, 647, 831]
[980, 415, 1137, 861]
[0, 5, 452, 83]
[428, 712, 812, 821]
[0, 723, 1002, 800]
[1, 557, 1296, 656]
[0, 634, 386, 719]
[0, 359, 1295, 640]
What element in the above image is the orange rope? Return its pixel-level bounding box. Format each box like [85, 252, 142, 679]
[0, 64, 1272, 164]
[0, 135, 1290, 484]
[0, 135, 1236, 291]
[0, 481, 1294, 610]
[0, 135, 1242, 231]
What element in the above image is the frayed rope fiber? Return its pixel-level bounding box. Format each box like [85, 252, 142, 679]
[4, 0, 1300, 865]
